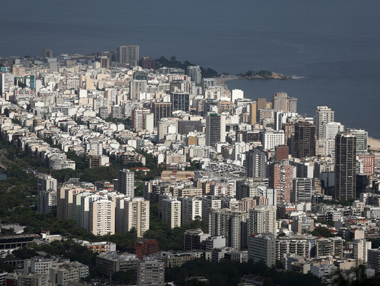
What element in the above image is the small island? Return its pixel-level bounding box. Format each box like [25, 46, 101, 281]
[238, 70, 292, 80]
[155, 56, 292, 80]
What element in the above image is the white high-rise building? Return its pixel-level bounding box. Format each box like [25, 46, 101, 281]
[37, 175, 58, 214]
[89, 199, 115, 236]
[231, 89, 244, 102]
[118, 169, 135, 197]
[179, 197, 202, 226]
[129, 80, 147, 100]
[257, 186, 277, 207]
[187, 66, 202, 86]
[323, 122, 344, 140]
[209, 209, 249, 249]
[353, 239, 371, 265]
[133, 108, 151, 130]
[30, 257, 54, 275]
[315, 106, 335, 140]
[274, 111, 288, 131]
[144, 113, 154, 133]
[248, 206, 277, 236]
[73, 192, 93, 230]
[123, 197, 150, 238]
[316, 138, 336, 157]
[262, 130, 285, 150]
[316, 122, 344, 157]
[0, 72, 14, 94]
[84, 139, 103, 156]
[201, 196, 222, 230]
[161, 198, 181, 228]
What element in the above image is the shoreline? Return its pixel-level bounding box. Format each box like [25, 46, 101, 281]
[369, 137, 380, 152]
[217, 76, 380, 150]
[216, 73, 292, 98]
[216, 76, 238, 98]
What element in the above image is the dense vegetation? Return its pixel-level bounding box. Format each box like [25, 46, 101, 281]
[370, 238, 380, 249]
[166, 259, 322, 286]
[329, 265, 380, 286]
[156, 56, 218, 78]
[0, 163, 38, 222]
[240, 70, 273, 77]
[0, 148, 203, 252]
[311, 226, 335, 238]
[144, 203, 207, 251]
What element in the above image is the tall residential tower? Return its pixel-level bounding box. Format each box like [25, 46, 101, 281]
[334, 132, 356, 200]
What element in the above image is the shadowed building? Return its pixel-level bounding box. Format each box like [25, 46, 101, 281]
[117, 45, 139, 66]
[294, 122, 316, 159]
[334, 132, 356, 200]
[151, 102, 172, 127]
[246, 148, 267, 178]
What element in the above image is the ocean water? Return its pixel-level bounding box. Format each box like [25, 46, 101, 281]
[1, 0, 380, 137]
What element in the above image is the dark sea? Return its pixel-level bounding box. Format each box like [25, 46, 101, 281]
[1, 0, 380, 137]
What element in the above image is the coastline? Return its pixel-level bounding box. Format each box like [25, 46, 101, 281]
[369, 137, 380, 152]
[216, 76, 239, 98]
[218, 76, 380, 151]
[216, 73, 292, 98]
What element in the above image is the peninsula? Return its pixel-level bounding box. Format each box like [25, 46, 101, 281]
[238, 70, 292, 80]
[156, 56, 291, 80]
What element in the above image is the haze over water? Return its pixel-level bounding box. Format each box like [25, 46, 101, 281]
[1, 0, 380, 137]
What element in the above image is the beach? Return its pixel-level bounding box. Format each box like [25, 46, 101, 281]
[369, 137, 380, 152]
[216, 76, 239, 98]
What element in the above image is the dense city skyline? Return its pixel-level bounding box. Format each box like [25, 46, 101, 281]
[0, 36, 379, 286]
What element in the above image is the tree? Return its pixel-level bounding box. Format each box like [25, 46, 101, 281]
[311, 226, 335, 237]
[186, 278, 207, 286]
[112, 269, 137, 285]
[329, 265, 380, 286]
[257, 70, 273, 77]
[12, 247, 39, 259]
[166, 259, 321, 286]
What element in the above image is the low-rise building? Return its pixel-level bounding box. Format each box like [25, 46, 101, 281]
[96, 252, 139, 275]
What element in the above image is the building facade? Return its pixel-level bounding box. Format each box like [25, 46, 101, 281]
[119, 169, 135, 197]
[334, 132, 356, 200]
[117, 45, 139, 66]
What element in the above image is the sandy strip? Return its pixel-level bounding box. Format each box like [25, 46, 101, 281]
[369, 137, 380, 152]
[216, 76, 239, 98]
